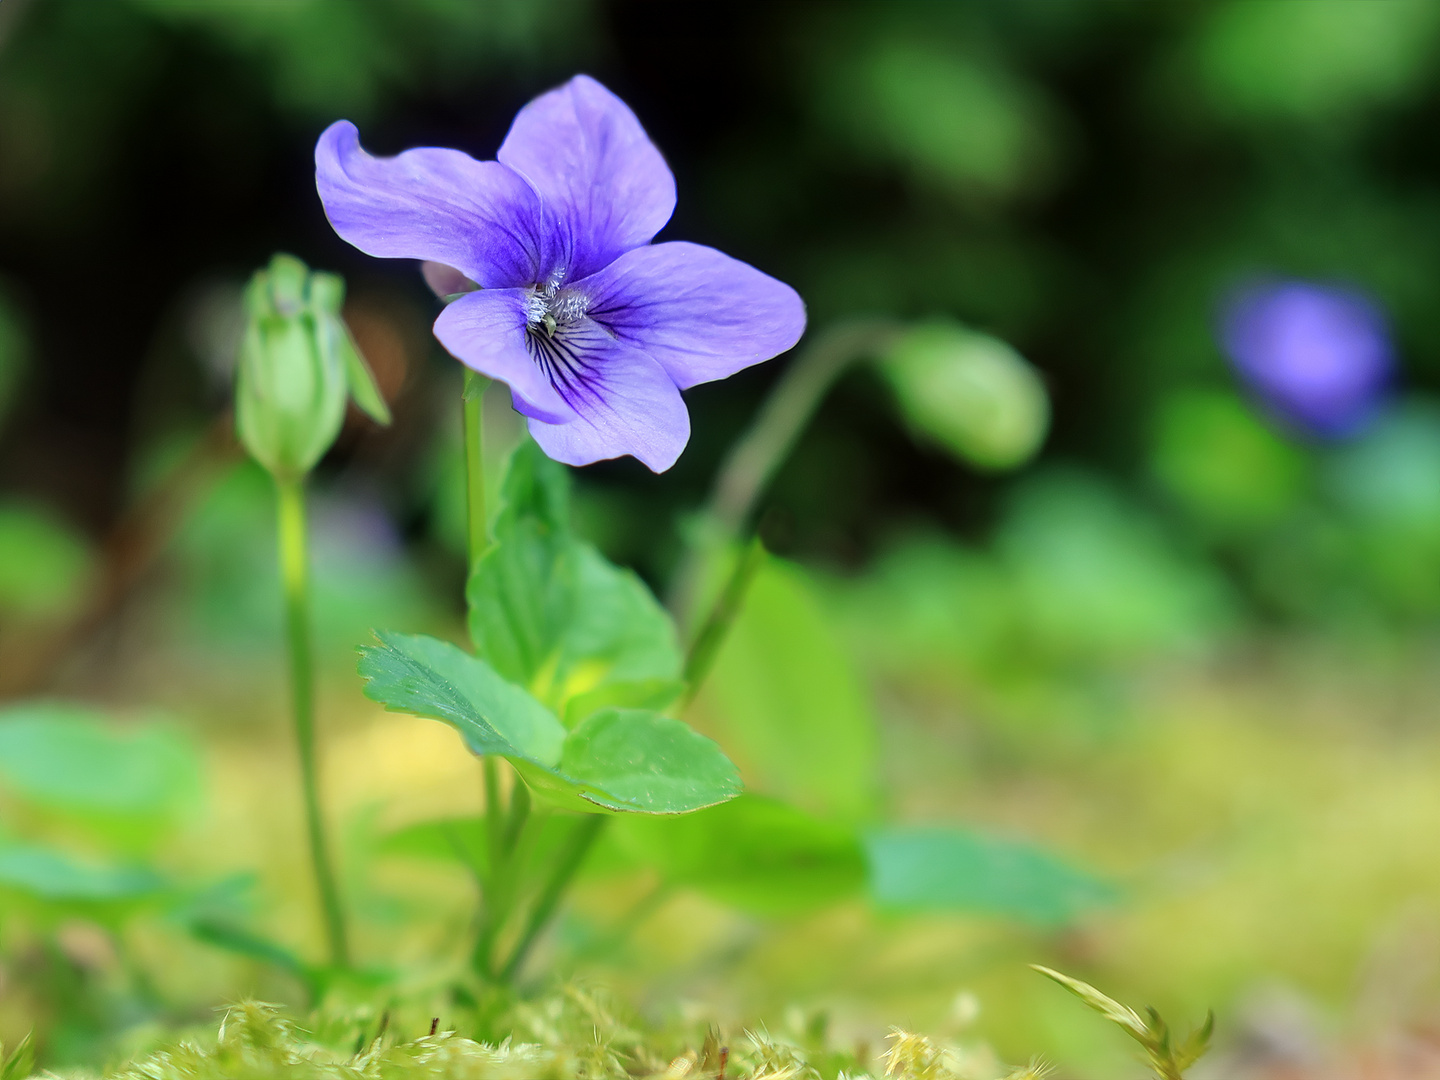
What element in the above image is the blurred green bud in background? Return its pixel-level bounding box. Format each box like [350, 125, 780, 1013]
[234, 253, 390, 481]
[880, 320, 1049, 471]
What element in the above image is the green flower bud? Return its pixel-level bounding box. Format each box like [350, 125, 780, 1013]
[880, 320, 1049, 471]
[235, 253, 390, 480]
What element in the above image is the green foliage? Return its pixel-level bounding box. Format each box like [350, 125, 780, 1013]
[0, 705, 194, 941]
[1032, 966, 1213, 1080]
[0, 846, 164, 903]
[235, 254, 389, 482]
[880, 321, 1050, 471]
[998, 471, 1233, 662]
[360, 632, 737, 816]
[1151, 388, 1308, 535]
[1194, 0, 1440, 123]
[467, 444, 684, 720]
[0, 702, 199, 879]
[693, 553, 877, 821]
[0, 702, 199, 824]
[170, 462, 440, 656]
[0, 502, 92, 619]
[128, 0, 593, 120]
[1326, 399, 1440, 614]
[816, 33, 1057, 200]
[358, 631, 568, 766]
[865, 828, 1113, 926]
[363, 443, 736, 817]
[602, 795, 867, 915]
[0, 1034, 34, 1080]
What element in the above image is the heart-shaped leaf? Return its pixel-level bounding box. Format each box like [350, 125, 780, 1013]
[357, 630, 566, 766]
[466, 442, 682, 720]
[359, 632, 739, 815]
[557, 708, 741, 814]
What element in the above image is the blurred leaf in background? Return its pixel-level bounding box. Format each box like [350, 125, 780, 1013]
[1193, 0, 1440, 124]
[128, 0, 596, 121]
[0, 702, 200, 855]
[0, 502, 92, 621]
[865, 826, 1113, 926]
[814, 29, 1062, 202]
[691, 553, 878, 823]
[167, 462, 442, 660]
[998, 471, 1234, 663]
[1327, 398, 1440, 616]
[1150, 387, 1309, 538]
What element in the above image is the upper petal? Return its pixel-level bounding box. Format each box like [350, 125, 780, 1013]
[524, 319, 691, 473]
[316, 120, 568, 289]
[580, 241, 807, 390]
[498, 76, 676, 282]
[433, 289, 575, 424]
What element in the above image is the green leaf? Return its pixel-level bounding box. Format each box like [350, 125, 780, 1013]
[356, 630, 566, 766]
[0, 845, 164, 902]
[380, 813, 590, 878]
[359, 634, 739, 815]
[337, 323, 392, 425]
[0, 502, 93, 618]
[555, 708, 741, 814]
[0, 703, 200, 844]
[187, 917, 317, 988]
[604, 795, 866, 914]
[864, 827, 1114, 925]
[691, 554, 877, 821]
[562, 678, 686, 728]
[467, 441, 682, 718]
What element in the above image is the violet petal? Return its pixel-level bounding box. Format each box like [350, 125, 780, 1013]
[316, 120, 569, 290]
[433, 289, 576, 424]
[580, 241, 807, 390]
[524, 318, 691, 472]
[497, 75, 676, 282]
[1221, 280, 1394, 439]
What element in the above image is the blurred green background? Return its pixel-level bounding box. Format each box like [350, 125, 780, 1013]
[6, 0, 1440, 1076]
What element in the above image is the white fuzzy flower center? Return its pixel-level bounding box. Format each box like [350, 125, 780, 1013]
[526, 270, 588, 339]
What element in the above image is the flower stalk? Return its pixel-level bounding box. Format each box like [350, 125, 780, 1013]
[275, 475, 349, 970]
[669, 319, 900, 635]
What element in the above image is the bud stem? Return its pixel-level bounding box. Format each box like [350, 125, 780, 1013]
[275, 475, 350, 970]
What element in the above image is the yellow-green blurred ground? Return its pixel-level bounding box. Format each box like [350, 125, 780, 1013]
[84, 633, 1440, 1078]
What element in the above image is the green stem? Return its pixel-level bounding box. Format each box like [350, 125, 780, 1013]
[482, 757, 504, 872]
[681, 535, 767, 705]
[667, 319, 900, 625]
[276, 475, 349, 970]
[498, 814, 606, 984]
[463, 369, 490, 568]
[502, 776, 531, 854]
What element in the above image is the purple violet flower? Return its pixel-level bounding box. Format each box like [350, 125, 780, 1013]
[315, 75, 806, 472]
[1220, 280, 1395, 439]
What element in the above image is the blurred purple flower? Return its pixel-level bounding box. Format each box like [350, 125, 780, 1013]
[315, 75, 806, 472]
[1220, 280, 1395, 439]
